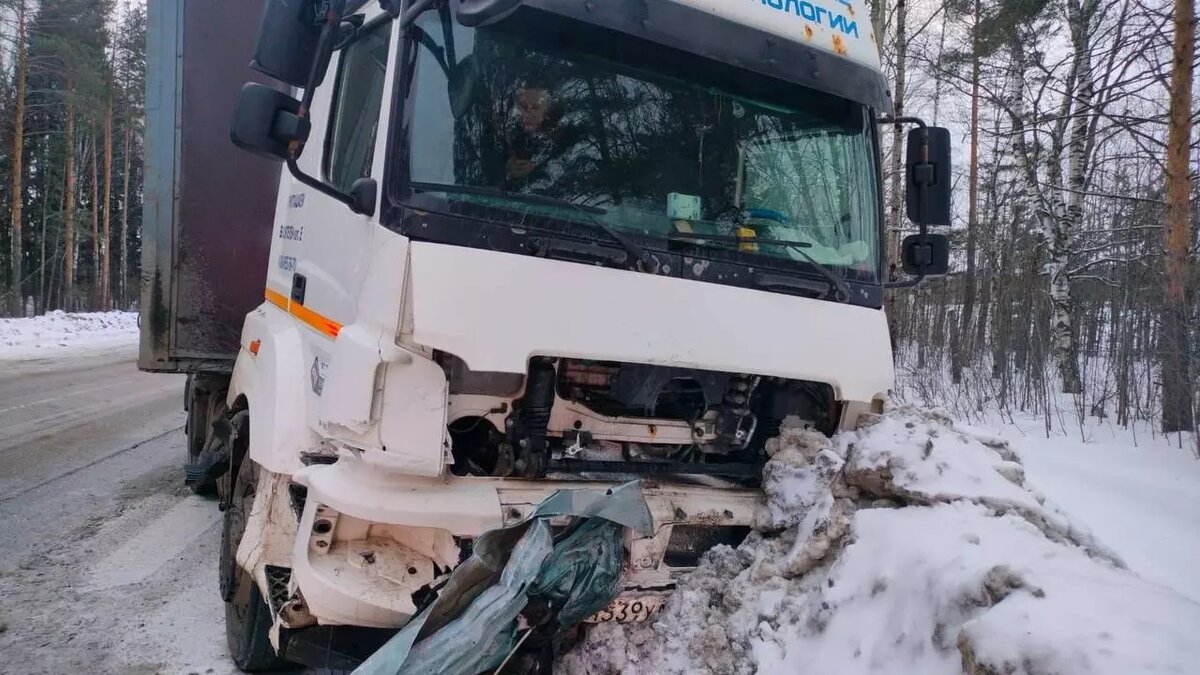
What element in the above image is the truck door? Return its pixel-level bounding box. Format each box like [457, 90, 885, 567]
[266, 7, 397, 341]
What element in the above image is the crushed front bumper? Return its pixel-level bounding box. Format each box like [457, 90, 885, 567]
[289, 457, 764, 628]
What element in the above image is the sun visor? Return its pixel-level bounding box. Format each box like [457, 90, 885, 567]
[521, 0, 893, 113]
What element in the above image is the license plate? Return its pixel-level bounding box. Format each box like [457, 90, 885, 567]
[585, 594, 666, 624]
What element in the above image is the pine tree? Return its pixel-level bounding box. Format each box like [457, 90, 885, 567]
[1161, 0, 1195, 432]
[114, 1, 146, 309]
[7, 0, 29, 316]
[23, 0, 118, 309]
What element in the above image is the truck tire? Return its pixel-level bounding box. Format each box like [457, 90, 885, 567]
[221, 460, 294, 672]
[184, 375, 218, 496]
[185, 408, 217, 496]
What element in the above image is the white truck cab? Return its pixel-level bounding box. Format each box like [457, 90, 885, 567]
[144, 0, 951, 669]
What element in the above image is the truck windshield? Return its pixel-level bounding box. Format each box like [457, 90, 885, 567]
[407, 10, 881, 279]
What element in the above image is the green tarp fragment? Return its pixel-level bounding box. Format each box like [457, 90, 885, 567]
[353, 481, 653, 675]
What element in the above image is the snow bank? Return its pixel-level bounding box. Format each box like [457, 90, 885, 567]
[1016, 427, 1200, 602]
[0, 310, 139, 361]
[559, 407, 1200, 675]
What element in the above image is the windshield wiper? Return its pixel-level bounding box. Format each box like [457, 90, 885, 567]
[669, 233, 813, 248]
[412, 182, 660, 273]
[669, 233, 854, 303]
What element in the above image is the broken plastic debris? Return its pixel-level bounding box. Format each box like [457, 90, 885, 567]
[353, 481, 652, 675]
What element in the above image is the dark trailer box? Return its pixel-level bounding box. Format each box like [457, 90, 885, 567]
[140, 0, 279, 373]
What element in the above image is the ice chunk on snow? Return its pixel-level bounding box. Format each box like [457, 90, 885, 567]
[842, 407, 1123, 566]
[842, 409, 1045, 512]
[758, 420, 844, 531]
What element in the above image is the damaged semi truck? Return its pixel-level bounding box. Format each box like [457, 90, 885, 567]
[141, 0, 951, 670]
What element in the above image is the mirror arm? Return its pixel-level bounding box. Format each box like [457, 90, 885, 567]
[877, 115, 932, 237]
[339, 12, 396, 49]
[878, 115, 934, 287]
[280, 0, 371, 216]
[285, 157, 366, 213]
[401, 0, 438, 28]
[885, 272, 925, 289]
[296, 0, 345, 117]
[285, 156, 369, 213]
[877, 115, 926, 129]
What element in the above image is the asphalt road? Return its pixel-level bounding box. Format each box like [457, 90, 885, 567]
[0, 349, 238, 674]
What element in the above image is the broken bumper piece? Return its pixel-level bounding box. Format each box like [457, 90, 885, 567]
[353, 481, 652, 675]
[289, 456, 764, 629]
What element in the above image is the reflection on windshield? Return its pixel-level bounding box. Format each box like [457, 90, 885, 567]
[408, 10, 881, 277]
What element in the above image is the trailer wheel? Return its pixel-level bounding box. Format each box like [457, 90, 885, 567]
[221, 460, 294, 672]
[184, 375, 220, 496]
[185, 408, 216, 496]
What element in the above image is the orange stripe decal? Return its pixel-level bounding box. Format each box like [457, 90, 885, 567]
[265, 288, 289, 311]
[291, 301, 343, 339]
[264, 287, 342, 339]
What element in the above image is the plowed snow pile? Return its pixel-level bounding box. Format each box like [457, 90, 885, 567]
[559, 407, 1200, 675]
[0, 310, 138, 360]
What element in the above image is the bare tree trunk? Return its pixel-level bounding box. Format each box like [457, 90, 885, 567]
[889, 0, 908, 244]
[954, 0, 982, 384]
[51, 225, 62, 311]
[1044, 216, 1083, 394]
[883, 0, 909, 356]
[91, 140, 100, 309]
[1007, 42, 1083, 395]
[870, 0, 884, 47]
[38, 171, 49, 313]
[8, 1, 28, 316]
[120, 126, 131, 309]
[64, 81, 77, 310]
[931, 15, 948, 125]
[1053, 0, 1100, 396]
[1162, 0, 1195, 432]
[102, 97, 114, 310]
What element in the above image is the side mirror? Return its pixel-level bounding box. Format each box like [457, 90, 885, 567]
[230, 83, 309, 162]
[900, 233, 950, 277]
[251, 0, 326, 88]
[454, 0, 526, 27]
[905, 126, 951, 227]
[350, 177, 378, 217]
[448, 56, 480, 119]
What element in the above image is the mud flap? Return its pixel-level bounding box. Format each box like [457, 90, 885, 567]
[353, 481, 653, 675]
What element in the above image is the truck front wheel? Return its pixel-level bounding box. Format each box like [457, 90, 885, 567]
[221, 459, 293, 672]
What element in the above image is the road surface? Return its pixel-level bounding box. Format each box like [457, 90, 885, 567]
[0, 348, 238, 675]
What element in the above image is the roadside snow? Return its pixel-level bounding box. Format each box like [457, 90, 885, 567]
[0, 310, 138, 361]
[1002, 415, 1200, 603]
[558, 408, 1200, 675]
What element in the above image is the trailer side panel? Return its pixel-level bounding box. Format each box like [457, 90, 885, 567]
[140, 0, 279, 373]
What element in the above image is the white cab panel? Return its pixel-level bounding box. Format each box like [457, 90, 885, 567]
[405, 242, 894, 404]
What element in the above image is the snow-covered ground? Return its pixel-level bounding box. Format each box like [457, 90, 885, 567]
[0, 310, 139, 361]
[1001, 414, 1200, 603]
[560, 408, 1200, 675]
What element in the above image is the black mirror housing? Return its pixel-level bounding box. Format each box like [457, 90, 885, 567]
[901, 233, 950, 277]
[454, 0, 525, 27]
[350, 178, 378, 217]
[251, 0, 325, 88]
[230, 83, 308, 162]
[905, 126, 952, 227]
